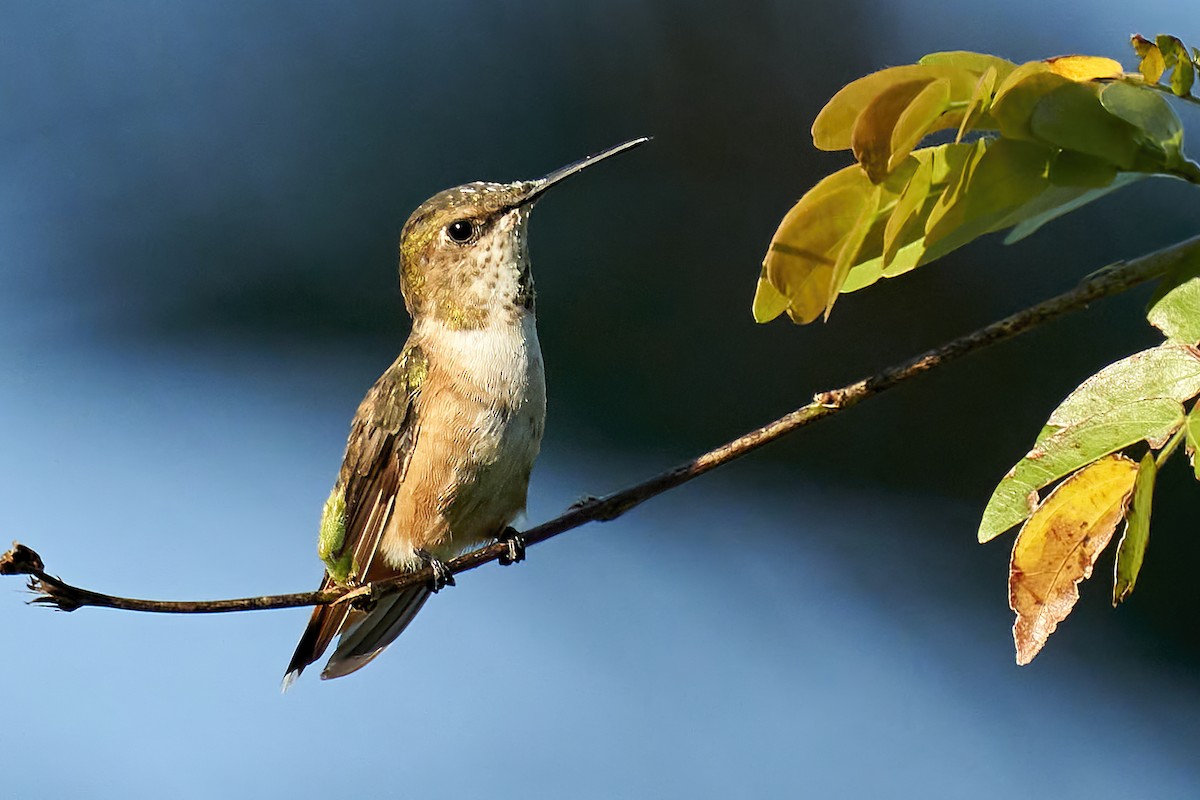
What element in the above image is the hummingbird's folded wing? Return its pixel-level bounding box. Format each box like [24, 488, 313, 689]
[282, 344, 428, 688]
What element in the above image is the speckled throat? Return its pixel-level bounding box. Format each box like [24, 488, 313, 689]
[397, 137, 649, 331]
[398, 185, 536, 330]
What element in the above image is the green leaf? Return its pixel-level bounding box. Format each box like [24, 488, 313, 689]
[836, 137, 1141, 300]
[1148, 256, 1200, 343]
[1044, 344, 1200, 432]
[1155, 35, 1185, 67]
[1101, 81, 1183, 156]
[924, 138, 989, 242]
[1155, 35, 1195, 96]
[1046, 150, 1118, 188]
[1185, 402, 1200, 480]
[1029, 82, 1139, 170]
[766, 46, 1200, 327]
[978, 398, 1185, 542]
[991, 68, 1071, 141]
[840, 257, 885, 294]
[924, 137, 1050, 252]
[1172, 59, 1195, 96]
[1003, 174, 1144, 244]
[1113, 451, 1156, 605]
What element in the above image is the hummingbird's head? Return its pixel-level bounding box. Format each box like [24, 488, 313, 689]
[398, 181, 539, 329]
[397, 137, 649, 330]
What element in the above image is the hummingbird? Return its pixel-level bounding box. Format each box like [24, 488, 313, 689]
[283, 137, 649, 687]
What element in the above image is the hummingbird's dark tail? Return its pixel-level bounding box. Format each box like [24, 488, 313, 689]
[281, 576, 349, 691]
[319, 583, 431, 680]
[281, 581, 430, 689]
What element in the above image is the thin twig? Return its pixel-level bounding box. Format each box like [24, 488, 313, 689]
[5, 234, 1200, 614]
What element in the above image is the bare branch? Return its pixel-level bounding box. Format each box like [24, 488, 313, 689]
[5, 233, 1199, 614]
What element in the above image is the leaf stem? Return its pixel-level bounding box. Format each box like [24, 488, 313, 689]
[1166, 160, 1200, 186]
[1155, 424, 1188, 468]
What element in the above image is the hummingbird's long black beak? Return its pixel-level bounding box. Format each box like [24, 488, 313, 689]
[518, 136, 651, 206]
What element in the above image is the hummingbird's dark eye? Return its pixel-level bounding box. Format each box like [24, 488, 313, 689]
[446, 219, 475, 243]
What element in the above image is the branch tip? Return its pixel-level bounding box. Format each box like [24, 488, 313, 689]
[1, 543, 44, 576]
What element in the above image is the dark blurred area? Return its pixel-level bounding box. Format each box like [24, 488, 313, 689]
[2, 1, 1199, 795]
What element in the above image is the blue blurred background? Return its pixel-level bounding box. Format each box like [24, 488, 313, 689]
[2, 1, 1199, 797]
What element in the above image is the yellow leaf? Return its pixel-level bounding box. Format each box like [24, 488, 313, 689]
[920, 51, 1017, 81]
[1044, 55, 1125, 82]
[1009, 454, 1139, 665]
[761, 166, 875, 324]
[882, 156, 934, 269]
[813, 64, 980, 152]
[1141, 49, 1164, 84]
[839, 142, 988, 293]
[992, 60, 1054, 107]
[1133, 34, 1166, 84]
[751, 270, 790, 323]
[825, 184, 882, 319]
[957, 66, 999, 142]
[851, 78, 939, 183]
[889, 78, 953, 174]
[924, 138, 987, 242]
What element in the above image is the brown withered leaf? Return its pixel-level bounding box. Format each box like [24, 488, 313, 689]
[1009, 454, 1138, 665]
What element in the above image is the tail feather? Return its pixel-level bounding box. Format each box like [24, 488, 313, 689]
[282, 595, 351, 691]
[283, 570, 432, 690]
[320, 584, 431, 680]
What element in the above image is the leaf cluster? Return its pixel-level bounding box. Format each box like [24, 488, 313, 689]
[755, 46, 1200, 325]
[1132, 33, 1199, 97]
[980, 256, 1200, 663]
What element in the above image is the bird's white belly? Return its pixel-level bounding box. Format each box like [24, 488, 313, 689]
[420, 314, 546, 560]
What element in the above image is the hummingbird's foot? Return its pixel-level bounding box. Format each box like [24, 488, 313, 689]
[496, 526, 526, 566]
[416, 550, 456, 593]
[347, 584, 377, 613]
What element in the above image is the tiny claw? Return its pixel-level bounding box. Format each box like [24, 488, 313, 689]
[347, 584, 377, 613]
[497, 527, 526, 566]
[417, 550, 455, 593]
